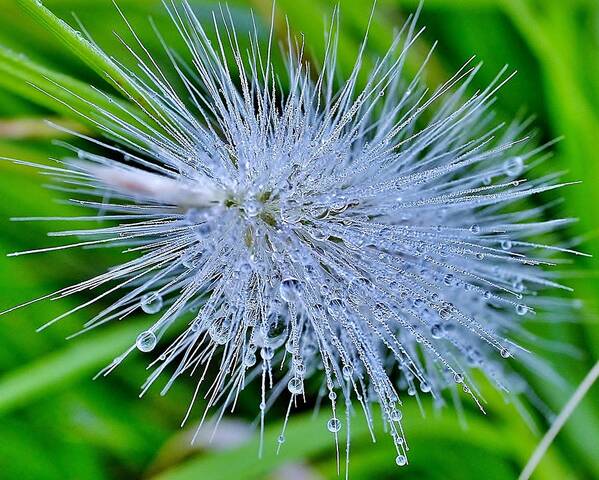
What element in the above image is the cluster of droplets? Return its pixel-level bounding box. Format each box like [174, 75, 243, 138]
[7, 2, 581, 471]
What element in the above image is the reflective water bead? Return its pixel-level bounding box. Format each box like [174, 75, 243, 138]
[469, 224, 480, 234]
[504, 156, 524, 176]
[244, 351, 256, 367]
[327, 298, 344, 316]
[342, 365, 353, 379]
[288, 377, 303, 394]
[136, 330, 157, 352]
[140, 292, 163, 314]
[395, 455, 407, 466]
[390, 409, 403, 421]
[279, 277, 301, 302]
[260, 346, 274, 360]
[277, 434, 285, 444]
[430, 324, 443, 339]
[516, 304, 528, 316]
[501, 239, 512, 250]
[244, 199, 260, 217]
[327, 417, 341, 433]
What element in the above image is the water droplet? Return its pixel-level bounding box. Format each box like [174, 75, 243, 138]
[395, 454, 407, 466]
[238, 262, 252, 275]
[500, 347, 511, 358]
[136, 331, 156, 352]
[454, 373, 464, 383]
[279, 278, 300, 302]
[260, 346, 274, 360]
[244, 199, 260, 217]
[288, 377, 303, 394]
[430, 324, 443, 339]
[516, 304, 528, 316]
[327, 417, 341, 433]
[244, 351, 256, 367]
[327, 298, 344, 316]
[390, 409, 402, 421]
[277, 434, 285, 444]
[501, 240, 512, 250]
[504, 156, 524, 176]
[469, 224, 480, 234]
[141, 292, 163, 314]
[342, 365, 353, 379]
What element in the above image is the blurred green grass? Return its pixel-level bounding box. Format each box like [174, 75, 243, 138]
[0, 0, 597, 479]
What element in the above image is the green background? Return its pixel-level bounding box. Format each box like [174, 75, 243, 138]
[0, 0, 597, 479]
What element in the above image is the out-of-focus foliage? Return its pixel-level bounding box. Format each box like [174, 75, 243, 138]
[0, 1, 597, 479]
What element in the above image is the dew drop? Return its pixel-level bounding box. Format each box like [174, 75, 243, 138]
[279, 277, 300, 302]
[244, 351, 256, 367]
[504, 156, 524, 176]
[395, 454, 407, 466]
[516, 304, 528, 316]
[260, 346, 274, 360]
[277, 434, 285, 444]
[500, 347, 511, 358]
[469, 224, 480, 234]
[501, 240, 512, 250]
[430, 324, 443, 339]
[288, 377, 303, 394]
[244, 199, 260, 217]
[390, 409, 402, 421]
[136, 331, 156, 352]
[327, 417, 341, 433]
[141, 292, 163, 314]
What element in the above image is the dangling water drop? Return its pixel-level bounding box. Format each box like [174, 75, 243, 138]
[327, 417, 341, 433]
[141, 292, 163, 314]
[136, 330, 157, 352]
[279, 277, 300, 302]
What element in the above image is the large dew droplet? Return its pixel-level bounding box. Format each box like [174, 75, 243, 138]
[136, 330, 157, 352]
[287, 377, 303, 394]
[327, 417, 341, 433]
[141, 292, 163, 314]
[279, 278, 300, 302]
[395, 454, 407, 466]
[504, 156, 523, 176]
[516, 304, 528, 316]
